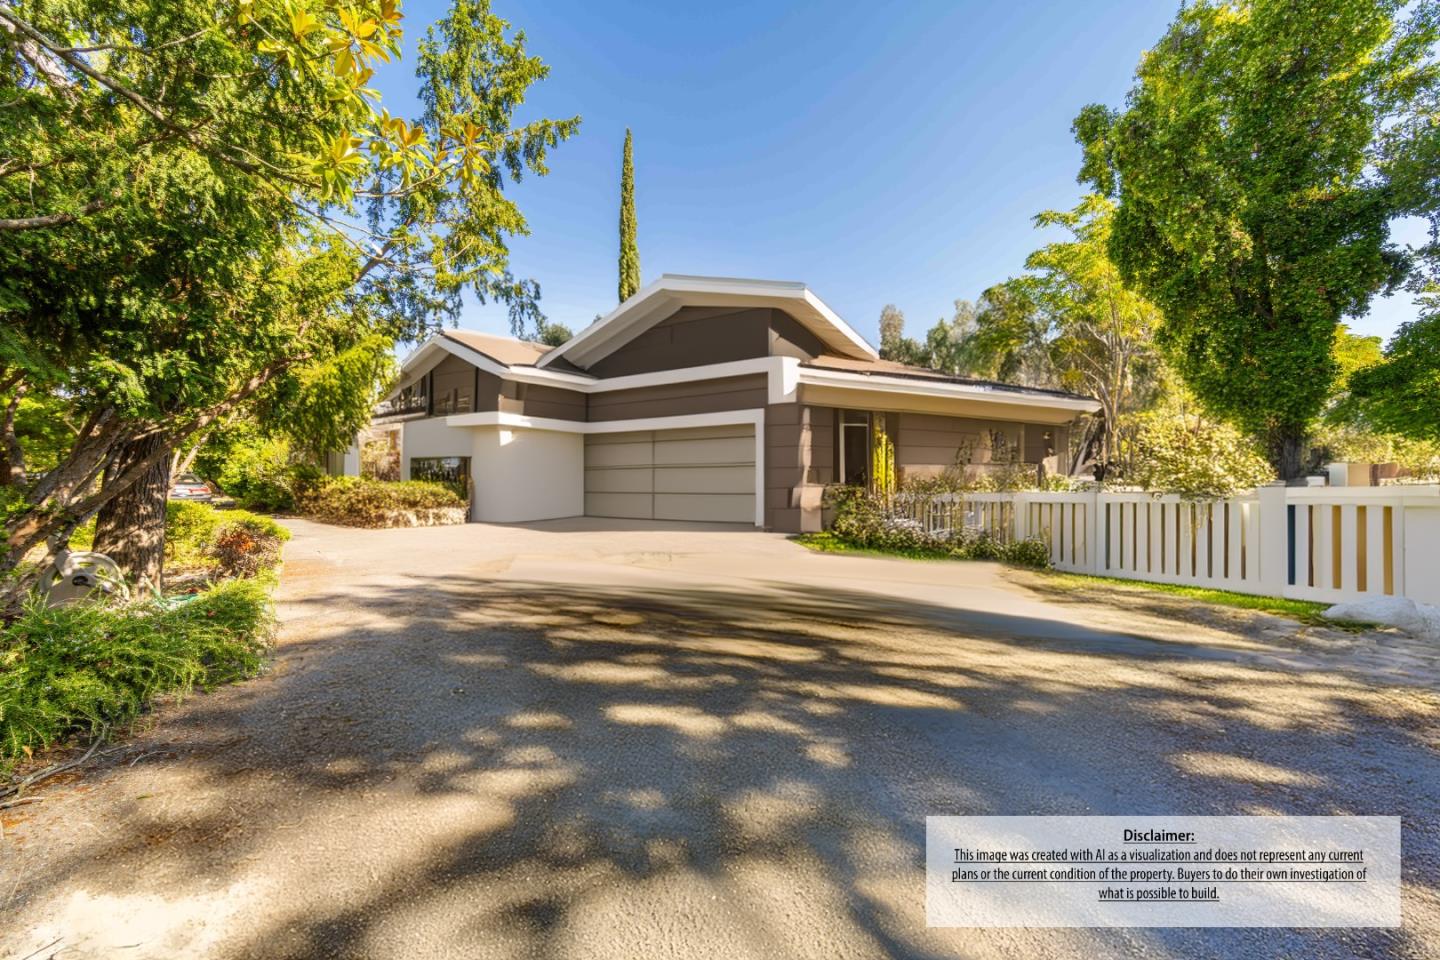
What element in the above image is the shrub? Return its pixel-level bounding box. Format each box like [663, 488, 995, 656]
[0, 579, 274, 768]
[295, 476, 466, 527]
[207, 518, 288, 578]
[165, 501, 289, 575]
[1124, 411, 1274, 499]
[822, 485, 1052, 568]
[215, 437, 298, 511]
[1001, 537, 1052, 569]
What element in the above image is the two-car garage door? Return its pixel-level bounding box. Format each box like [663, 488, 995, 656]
[584, 424, 755, 524]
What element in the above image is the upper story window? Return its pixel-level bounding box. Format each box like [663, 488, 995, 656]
[375, 378, 428, 418]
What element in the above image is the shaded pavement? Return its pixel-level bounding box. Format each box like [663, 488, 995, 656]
[2, 518, 1438, 959]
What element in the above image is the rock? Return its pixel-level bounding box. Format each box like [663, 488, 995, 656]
[1324, 597, 1440, 641]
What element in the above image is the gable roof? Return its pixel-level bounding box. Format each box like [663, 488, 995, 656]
[440, 330, 550, 367]
[536, 274, 878, 370]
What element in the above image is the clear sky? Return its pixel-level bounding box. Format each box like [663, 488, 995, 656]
[373, 0, 1424, 349]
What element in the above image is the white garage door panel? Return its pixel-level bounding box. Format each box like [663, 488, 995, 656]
[584, 492, 653, 519]
[653, 436, 755, 465]
[584, 424, 755, 524]
[653, 465, 753, 494]
[584, 466, 653, 493]
[654, 494, 755, 523]
[585, 439, 654, 468]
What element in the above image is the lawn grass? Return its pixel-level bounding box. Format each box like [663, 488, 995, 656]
[791, 531, 956, 561]
[796, 532, 1371, 631]
[1035, 571, 1370, 629]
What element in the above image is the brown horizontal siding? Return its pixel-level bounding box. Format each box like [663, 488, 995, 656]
[587, 374, 767, 422]
[520, 383, 586, 421]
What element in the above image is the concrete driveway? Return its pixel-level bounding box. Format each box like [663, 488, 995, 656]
[3, 518, 1439, 959]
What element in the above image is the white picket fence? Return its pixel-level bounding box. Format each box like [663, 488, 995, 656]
[960, 484, 1440, 606]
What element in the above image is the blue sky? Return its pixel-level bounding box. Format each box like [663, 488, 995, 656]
[373, 0, 1424, 348]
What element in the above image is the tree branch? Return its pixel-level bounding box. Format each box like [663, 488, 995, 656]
[0, 198, 108, 230]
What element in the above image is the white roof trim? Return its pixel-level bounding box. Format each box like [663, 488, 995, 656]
[536, 274, 878, 370]
[797, 367, 1102, 413]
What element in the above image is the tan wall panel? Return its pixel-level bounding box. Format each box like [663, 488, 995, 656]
[654, 465, 753, 495]
[654, 494, 755, 524]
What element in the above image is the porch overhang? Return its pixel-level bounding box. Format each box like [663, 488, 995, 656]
[796, 369, 1099, 424]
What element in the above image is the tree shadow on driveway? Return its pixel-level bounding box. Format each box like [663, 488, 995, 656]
[5, 575, 1440, 960]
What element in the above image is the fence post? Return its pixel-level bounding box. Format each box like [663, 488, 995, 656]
[1013, 493, 1030, 543]
[1084, 487, 1100, 573]
[1256, 482, 1288, 597]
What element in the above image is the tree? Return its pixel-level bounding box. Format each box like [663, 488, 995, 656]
[1344, 315, 1440, 441]
[921, 300, 977, 375]
[618, 128, 640, 302]
[956, 280, 1054, 386]
[537, 320, 573, 346]
[1025, 195, 1162, 472]
[1074, 0, 1436, 479]
[0, 0, 577, 578]
[877, 304, 926, 365]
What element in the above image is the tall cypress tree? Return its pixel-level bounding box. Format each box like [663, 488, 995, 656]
[618, 128, 640, 302]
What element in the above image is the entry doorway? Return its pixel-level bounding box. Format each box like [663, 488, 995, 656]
[838, 410, 870, 486]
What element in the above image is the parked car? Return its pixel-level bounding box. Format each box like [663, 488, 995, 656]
[169, 473, 215, 501]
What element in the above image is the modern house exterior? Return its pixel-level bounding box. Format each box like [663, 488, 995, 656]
[344, 275, 1101, 532]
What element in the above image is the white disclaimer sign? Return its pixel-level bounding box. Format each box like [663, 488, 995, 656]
[926, 816, 1400, 928]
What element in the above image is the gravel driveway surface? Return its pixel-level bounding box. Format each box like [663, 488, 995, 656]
[3, 517, 1438, 959]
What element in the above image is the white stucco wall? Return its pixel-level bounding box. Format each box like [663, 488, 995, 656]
[398, 418, 473, 481]
[471, 426, 584, 523]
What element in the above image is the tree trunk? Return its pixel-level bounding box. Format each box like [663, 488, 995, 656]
[1268, 427, 1307, 483]
[1, 385, 25, 485]
[92, 433, 172, 590]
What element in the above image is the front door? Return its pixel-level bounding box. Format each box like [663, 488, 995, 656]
[838, 410, 870, 486]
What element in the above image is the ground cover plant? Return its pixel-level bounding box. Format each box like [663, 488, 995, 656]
[0, 578, 275, 770]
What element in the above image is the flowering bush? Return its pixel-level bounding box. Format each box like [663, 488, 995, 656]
[823, 485, 1051, 568]
[1124, 413, 1273, 499]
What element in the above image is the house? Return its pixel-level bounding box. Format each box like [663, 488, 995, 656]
[346, 275, 1101, 532]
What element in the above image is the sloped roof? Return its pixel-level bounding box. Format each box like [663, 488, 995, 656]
[802, 354, 1096, 402]
[441, 330, 551, 367]
[536, 274, 877, 370]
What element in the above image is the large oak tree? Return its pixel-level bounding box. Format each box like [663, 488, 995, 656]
[1073, 0, 1437, 478]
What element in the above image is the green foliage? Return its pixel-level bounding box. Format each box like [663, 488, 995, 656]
[1, 0, 577, 566]
[537, 320, 573, 347]
[1125, 406, 1275, 499]
[1025, 196, 1163, 467]
[878, 305, 925, 364]
[215, 438, 299, 512]
[950, 281, 1053, 384]
[822, 485, 1051, 567]
[619, 128, 641, 302]
[1344, 314, 1440, 442]
[1076, 0, 1435, 476]
[296, 477, 465, 527]
[0, 579, 274, 768]
[164, 500, 289, 574]
[261, 336, 396, 460]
